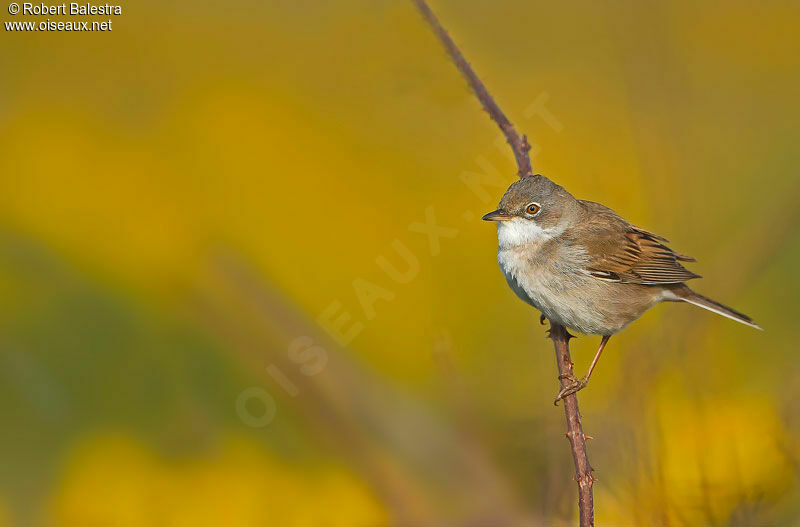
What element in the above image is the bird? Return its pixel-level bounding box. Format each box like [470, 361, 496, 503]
[482, 174, 761, 404]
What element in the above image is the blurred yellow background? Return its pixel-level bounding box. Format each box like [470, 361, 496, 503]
[1, 1, 799, 525]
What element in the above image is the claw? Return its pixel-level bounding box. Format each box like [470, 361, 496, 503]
[553, 374, 589, 405]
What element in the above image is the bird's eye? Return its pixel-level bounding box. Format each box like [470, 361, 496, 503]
[525, 203, 541, 215]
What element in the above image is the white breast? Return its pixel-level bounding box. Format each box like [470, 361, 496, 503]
[496, 218, 567, 309]
[495, 219, 605, 333]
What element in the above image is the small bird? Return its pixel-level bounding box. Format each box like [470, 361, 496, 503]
[482, 174, 761, 403]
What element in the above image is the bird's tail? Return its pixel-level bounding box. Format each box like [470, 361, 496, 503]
[666, 284, 762, 330]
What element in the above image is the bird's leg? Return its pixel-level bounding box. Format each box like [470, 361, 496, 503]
[554, 335, 611, 405]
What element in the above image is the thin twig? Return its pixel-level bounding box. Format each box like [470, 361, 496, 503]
[411, 1, 594, 524]
[550, 324, 595, 526]
[411, 0, 532, 178]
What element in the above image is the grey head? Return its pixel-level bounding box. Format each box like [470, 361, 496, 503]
[482, 174, 582, 230]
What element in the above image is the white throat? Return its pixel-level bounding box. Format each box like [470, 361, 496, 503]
[496, 218, 563, 249]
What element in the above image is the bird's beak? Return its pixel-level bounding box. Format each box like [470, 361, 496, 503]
[482, 209, 513, 221]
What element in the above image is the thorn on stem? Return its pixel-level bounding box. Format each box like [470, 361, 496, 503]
[577, 474, 595, 488]
[522, 134, 531, 153]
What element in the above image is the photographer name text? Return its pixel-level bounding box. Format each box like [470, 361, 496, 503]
[17, 3, 121, 15]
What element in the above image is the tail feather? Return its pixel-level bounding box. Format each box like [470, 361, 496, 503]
[667, 285, 762, 330]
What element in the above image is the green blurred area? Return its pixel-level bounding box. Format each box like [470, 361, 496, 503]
[1, 1, 799, 525]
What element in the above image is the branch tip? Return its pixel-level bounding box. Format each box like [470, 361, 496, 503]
[411, 0, 533, 178]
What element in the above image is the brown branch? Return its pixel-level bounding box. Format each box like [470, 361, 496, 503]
[411, 1, 594, 524]
[411, 0, 532, 178]
[550, 324, 595, 526]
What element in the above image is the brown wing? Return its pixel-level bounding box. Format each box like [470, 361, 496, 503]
[576, 201, 700, 285]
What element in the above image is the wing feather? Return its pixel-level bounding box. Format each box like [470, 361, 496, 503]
[576, 201, 700, 285]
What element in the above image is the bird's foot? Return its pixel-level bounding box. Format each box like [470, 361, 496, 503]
[553, 374, 589, 406]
